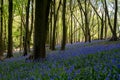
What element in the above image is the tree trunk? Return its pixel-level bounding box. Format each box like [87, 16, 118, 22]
[70, 0, 73, 44]
[111, 0, 118, 41]
[7, 0, 13, 58]
[0, 0, 4, 57]
[49, 4, 53, 49]
[33, 0, 51, 60]
[3, 16, 7, 52]
[97, 17, 100, 40]
[61, 0, 67, 50]
[77, 0, 91, 42]
[73, 19, 76, 43]
[51, 0, 61, 50]
[23, 0, 30, 56]
[100, 13, 104, 40]
[28, 0, 34, 52]
[20, 15, 23, 53]
[18, 3, 24, 53]
[51, 0, 56, 50]
[104, 12, 107, 39]
[104, 0, 118, 41]
[84, 0, 91, 42]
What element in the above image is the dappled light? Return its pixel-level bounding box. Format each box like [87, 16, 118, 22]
[0, 0, 120, 79]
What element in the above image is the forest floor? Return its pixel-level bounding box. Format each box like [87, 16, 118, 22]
[0, 40, 120, 79]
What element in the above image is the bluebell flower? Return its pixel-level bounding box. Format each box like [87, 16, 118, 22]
[1, 40, 120, 79]
[50, 78, 54, 80]
[0, 74, 2, 79]
[105, 76, 110, 80]
[30, 76, 35, 80]
[117, 64, 120, 69]
[75, 69, 80, 75]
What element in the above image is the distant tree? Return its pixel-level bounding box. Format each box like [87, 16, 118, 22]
[49, 3, 53, 50]
[16, 0, 25, 53]
[100, 13, 104, 40]
[0, 0, 4, 58]
[19, 4, 24, 53]
[70, 0, 73, 44]
[89, 0, 104, 40]
[33, 0, 51, 60]
[104, 0, 118, 41]
[7, 0, 13, 58]
[3, 12, 7, 54]
[104, 9, 107, 39]
[61, 0, 67, 50]
[113, 0, 118, 40]
[84, 0, 91, 42]
[51, 0, 61, 50]
[77, 0, 91, 42]
[23, 0, 30, 56]
[28, 0, 34, 52]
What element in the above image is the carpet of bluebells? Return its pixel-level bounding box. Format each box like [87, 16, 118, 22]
[0, 40, 120, 80]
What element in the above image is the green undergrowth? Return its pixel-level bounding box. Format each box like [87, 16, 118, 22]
[0, 48, 120, 79]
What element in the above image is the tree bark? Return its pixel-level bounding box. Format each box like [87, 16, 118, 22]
[7, 0, 13, 58]
[104, 11, 107, 39]
[51, 0, 61, 50]
[0, 0, 4, 57]
[84, 0, 91, 42]
[61, 0, 67, 50]
[77, 0, 91, 42]
[28, 0, 34, 53]
[70, 0, 73, 44]
[111, 0, 118, 41]
[104, 0, 118, 41]
[100, 13, 104, 40]
[49, 4, 53, 49]
[23, 0, 30, 56]
[34, 0, 51, 60]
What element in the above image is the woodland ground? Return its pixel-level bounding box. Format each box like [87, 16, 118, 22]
[0, 40, 120, 80]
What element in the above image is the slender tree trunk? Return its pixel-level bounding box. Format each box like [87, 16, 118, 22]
[20, 16, 23, 52]
[100, 13, 104, 40]
[19, 4, 24, 53]
[104, 12, 107, 39]
[44, 0, 51, 45]
[61, 0, 67, 50]
[28, 0, 34, 52]
[97, 17, 100, 40]
[80, 9, 86, 41]
[3, 16, 7, 52]
[111, 0, 118, 41]
[0, 0, 3, 57]
[51, 0, 61, 50]
[7, 0, 13, 58]
[23, 0, 30, 56]
[70, 0, 73, 44]
[73, 19, 76, 43]
[77, 0, 91, 42]
[104, 0, 118, 41]
[49, 4, 53, 49]
[51, 0, 56, 50]
[85, 0, 91, 42]
[78, 26, 81, 41]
